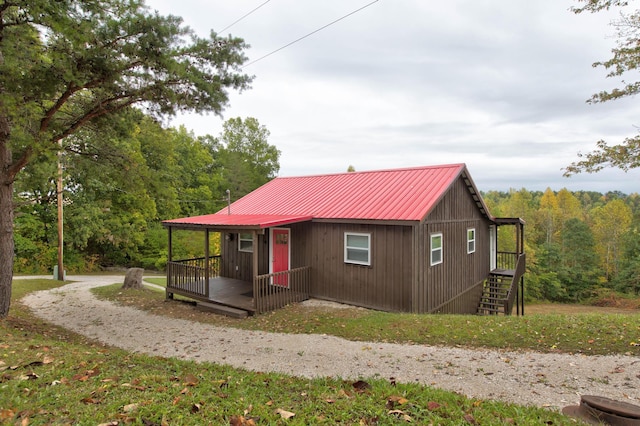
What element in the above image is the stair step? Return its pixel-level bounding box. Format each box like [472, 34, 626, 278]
[477, 307, 502, 314]
[196, 301, 249, 318]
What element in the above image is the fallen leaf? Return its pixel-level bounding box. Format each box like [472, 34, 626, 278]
[464, 413, 477, 425]
[123, 403, 139, 413]
[388, 395, 409, 405]
[388, 409, 412, 422]
[229, 416, 244, 426]
[276, 408, 295, 419]
[352, 380, 371, 393]
[338, 389, 352, 398]
[427, 401, 441, 411]
[183, 374, 198, 386]
[20, 372, 39, 380]
[0, 409, 15, 420]
[97, 422, 118, 426]
[191, 403, 201, 413]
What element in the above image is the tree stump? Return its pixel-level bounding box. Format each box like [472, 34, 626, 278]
[122, 268, 144, 289]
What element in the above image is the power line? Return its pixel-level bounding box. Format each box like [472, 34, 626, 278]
[220, 0, 272, 34]
[242, 0, 380, 69]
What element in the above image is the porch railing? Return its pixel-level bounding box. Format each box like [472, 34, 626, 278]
[167, 256, 221, 299]
[254, 266, 311, 314]
[496, 251, 519, 270]
[503, 253, 526, 315]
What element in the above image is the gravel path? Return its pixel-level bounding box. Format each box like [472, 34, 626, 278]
[19, 275, 640, 410]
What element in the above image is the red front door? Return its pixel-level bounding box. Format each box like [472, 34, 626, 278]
[271, 228, 290, 287]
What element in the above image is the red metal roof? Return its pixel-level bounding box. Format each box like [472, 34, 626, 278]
[163, 214, 313, 229]
[224, 163, 467, 222]
[163, 164, 490, 228]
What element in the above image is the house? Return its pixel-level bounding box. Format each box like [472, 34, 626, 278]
[162, 164, 525, 317]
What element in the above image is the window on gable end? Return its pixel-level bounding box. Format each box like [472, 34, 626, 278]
[467, 228, 476, 254]
[430, 233, 443, 266]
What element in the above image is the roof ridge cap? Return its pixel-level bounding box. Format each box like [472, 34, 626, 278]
[276, 163, 466, 179]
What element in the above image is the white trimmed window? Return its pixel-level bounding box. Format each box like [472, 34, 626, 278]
[467, 228, 476, 254]
[430, 233, 443, 266]
[344, 232, 371, 266]
[238, 233, 253, 252]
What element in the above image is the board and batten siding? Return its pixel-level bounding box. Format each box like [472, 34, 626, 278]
[306, 221, 413, 312]
[220, 232, 269, 280]
[415, 176, 492, 314]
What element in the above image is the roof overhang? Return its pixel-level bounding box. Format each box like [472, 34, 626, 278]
[162, 214, 314, 231]
[494, 217, 526, 226]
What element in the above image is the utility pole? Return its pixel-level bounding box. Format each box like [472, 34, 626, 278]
[56, 142, 64, 281]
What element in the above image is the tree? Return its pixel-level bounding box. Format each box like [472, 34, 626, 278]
[615, 217, 640, 294]
[537, 188, 560, 245]
[565, 0, 640, 174]
[590, 199, 632, 280]
[0, 0, 252, 317]
[217, 117, 280, 199]
[559, 218, 600, 301]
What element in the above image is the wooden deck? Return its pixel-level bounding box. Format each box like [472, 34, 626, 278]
[206, 277, 254, 312]
[166, 260, 311, 315]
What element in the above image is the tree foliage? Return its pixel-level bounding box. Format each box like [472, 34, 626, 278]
[0, 0, 253, 317]
[566, 0, 640, 174]
[14, 114, 279, 271]
[484, 187, 639, 303]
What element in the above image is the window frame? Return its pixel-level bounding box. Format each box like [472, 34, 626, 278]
[467, 228, 476, 254]
[238, 232, 253, 253]
[344, 232, 371, 266]
[430, 232, 443, 266]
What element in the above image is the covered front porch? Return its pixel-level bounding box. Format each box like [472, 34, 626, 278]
[162, 214, 313, 315]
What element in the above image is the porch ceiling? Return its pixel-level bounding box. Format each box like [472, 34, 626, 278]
[162, 213, 313, 231]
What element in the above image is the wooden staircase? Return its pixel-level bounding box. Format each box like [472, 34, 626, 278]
[477, 253, 526, 316]
[477, 271, 513, 315]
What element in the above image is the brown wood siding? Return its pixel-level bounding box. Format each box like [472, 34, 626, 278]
[306, 222, 414, 312]
[416, 176, 492, 314]
[220, 232, 269, 280]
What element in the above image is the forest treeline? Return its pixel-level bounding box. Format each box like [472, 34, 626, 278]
[12, 110, 640, 303]
[13, 111, 279, 274]
[484, 188, 639, 301]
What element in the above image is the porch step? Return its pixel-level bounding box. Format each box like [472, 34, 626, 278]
[196, 301, 249, 319]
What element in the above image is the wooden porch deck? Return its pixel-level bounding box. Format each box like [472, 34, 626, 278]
[166, 260, 311, 315]
[206, 277, 254, 312]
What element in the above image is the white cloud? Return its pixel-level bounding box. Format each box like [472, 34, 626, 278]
[149, 0, 640, 194]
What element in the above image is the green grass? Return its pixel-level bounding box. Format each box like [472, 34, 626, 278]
[94, 282, 640, 356]
[0, 279, 605, 424]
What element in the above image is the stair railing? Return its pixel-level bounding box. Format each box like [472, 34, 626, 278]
[503, 253, 526, 315]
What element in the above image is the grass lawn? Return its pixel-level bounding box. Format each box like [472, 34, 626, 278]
[1, 278, 634, 424]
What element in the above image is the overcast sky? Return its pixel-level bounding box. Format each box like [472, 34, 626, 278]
[146, 0, 639, 194]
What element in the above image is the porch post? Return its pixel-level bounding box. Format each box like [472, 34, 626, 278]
[166, 227, 173, 300]
[205, 228, 210, 299]
[252, 230, 259, 313]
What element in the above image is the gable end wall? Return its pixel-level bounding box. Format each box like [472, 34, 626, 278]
[415, 176, 491, 313]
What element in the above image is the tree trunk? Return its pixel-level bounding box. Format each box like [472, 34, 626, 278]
[0, 120, 14, 318]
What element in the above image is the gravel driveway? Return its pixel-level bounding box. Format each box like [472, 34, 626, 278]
[19, 275, 640, 410]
